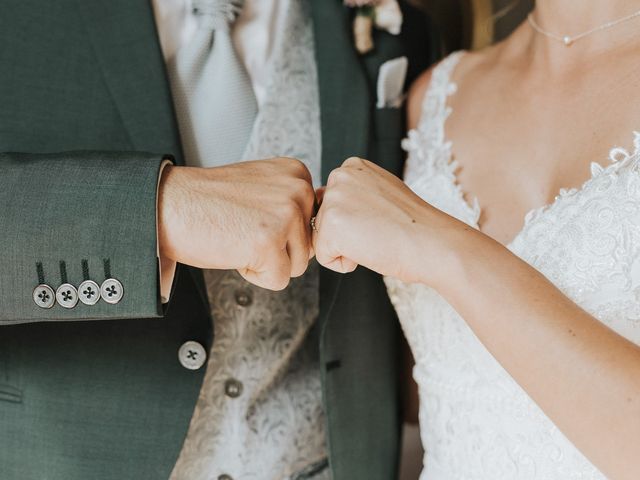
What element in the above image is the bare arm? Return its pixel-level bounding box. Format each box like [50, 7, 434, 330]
[437, 225, 640, 480]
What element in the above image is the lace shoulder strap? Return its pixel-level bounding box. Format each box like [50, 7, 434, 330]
[416, 51, 465, 142]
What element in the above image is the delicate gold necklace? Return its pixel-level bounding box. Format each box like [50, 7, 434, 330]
[528, 9, 640, 46]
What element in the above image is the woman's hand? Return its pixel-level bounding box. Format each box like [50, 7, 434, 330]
[313, 157, 471, 284]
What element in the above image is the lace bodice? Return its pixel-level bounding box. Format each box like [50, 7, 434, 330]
[385, 52, 640, 479]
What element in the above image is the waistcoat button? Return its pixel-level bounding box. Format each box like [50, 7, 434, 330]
[224, 378, 243, 398]
[234, 290, 253, 307]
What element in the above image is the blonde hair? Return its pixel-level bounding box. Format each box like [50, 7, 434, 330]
[410, 0, 495, 51]
[470, 0, 495, 49]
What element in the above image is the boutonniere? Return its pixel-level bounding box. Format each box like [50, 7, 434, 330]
[344, 0, 404, 55]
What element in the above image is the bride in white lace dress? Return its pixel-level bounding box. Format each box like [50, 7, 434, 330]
[312, 1, 640, 478]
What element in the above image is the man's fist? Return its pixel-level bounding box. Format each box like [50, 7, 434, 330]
[159, 158, 316, 291]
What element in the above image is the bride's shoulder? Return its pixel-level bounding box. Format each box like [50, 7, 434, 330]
[407, 48, 498, 130]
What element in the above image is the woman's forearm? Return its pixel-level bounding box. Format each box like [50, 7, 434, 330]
[311, 156, 640, 476]
[428, 228, 640, 479]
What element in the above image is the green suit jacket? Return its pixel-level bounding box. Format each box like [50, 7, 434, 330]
[0, 1, 436, 478]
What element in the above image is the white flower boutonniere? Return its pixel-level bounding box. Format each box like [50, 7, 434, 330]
[344, 0, 404, 54]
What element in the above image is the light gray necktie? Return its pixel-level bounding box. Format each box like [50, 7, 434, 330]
[168, 0, 258, 168]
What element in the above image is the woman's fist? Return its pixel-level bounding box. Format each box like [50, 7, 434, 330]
[313, 157, 460, 285]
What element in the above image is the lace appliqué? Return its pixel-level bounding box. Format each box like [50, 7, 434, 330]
[402, 51, 480, 228]
[512, 132, 640, 311]
[387, 51, 640, 479]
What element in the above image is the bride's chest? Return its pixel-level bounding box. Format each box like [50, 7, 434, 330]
[401, 134, 640, 343]
[511, 170, 640, 316]
[441, 84, 640, 246]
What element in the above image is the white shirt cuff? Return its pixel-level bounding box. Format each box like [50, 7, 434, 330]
[157, 159, 177, 304]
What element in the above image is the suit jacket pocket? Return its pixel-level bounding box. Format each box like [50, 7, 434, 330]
[290, 458, 329, 480]
[0, 383, 22, 403]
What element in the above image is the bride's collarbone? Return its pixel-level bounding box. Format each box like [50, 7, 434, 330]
[445, 124, 637, 245]
[434, 47, 640, 245]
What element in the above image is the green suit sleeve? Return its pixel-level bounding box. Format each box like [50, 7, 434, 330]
[0, 151, 172, 324]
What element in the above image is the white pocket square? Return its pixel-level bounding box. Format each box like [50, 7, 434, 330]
[376, 56, 408, 109]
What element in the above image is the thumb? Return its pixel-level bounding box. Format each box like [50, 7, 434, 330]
[315, 186, 326, 206]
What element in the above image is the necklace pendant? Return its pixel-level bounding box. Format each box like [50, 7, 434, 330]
[563, 36, 573, 46]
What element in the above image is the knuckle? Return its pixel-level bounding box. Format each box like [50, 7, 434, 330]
[343, 156, 365, 167]
[321, 204, 343, 227]
[327, 168, 347, 186]
[280, 201, 302, 224]
[281, 157, 310, 178]
[292, 177, 314, 199]
[324, 184, 345, 204]
[323, 216, 342, 236]
[317, 213, 334, 234]
[322, 215, 346, 241]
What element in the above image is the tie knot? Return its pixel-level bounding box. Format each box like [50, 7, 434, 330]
[192, 0, 244, 30]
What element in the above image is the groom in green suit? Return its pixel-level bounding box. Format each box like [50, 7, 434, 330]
[0, 0, 436, 478]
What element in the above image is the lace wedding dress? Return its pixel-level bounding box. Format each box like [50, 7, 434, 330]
[385, 52, 640, 479]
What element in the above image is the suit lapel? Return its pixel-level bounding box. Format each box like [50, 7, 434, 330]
[311, 0, 371, 182]
[311, 0, 373, 333]
[75, 0, 183, 163]
[76, 0, 210, 307]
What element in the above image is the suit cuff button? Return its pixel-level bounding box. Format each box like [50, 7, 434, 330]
[78, 280, 100, 306]
[101, 278, 124, 304]
[56, 283, 79, 309]
[33, 284, 55, 309]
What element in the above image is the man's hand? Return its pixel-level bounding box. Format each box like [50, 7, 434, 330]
[159, 158, 315, 291]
